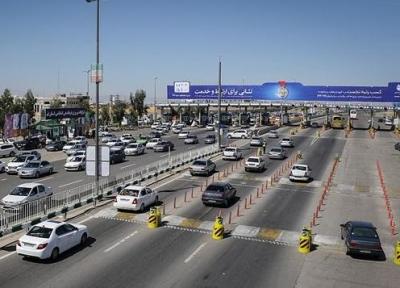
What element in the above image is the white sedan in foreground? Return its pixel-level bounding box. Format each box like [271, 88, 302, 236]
[64, 156, 86, 171]
[114, 185, 158, 212]
[17, 220, 88, 260]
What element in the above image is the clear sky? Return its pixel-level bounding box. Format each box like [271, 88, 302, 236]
[1, 0, 399, 103]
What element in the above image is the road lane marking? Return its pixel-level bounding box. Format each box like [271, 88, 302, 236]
[0, 251, 16, 261]
[77, 216, 94, 224]
[120, 163, 136, 170]
[104, 230, 138, 253]
[58, 179, 83, 188]
[35, 176, 54, 182]
[159, 154, 169, 158]
[0, 178, 6, 181]
[184, 242, 207, 263]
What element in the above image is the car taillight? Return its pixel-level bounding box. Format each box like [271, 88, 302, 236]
[132, 198, 137, 205]
[37, 243, 48, 250]
[16, 240, 21, 246]
[350, 240, 358, 247]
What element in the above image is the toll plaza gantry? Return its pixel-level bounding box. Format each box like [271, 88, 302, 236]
[156, 81, 400, 131]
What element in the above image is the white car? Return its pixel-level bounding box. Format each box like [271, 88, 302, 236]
[178, 131, 190, 139]
[114, 185, 158, 212]
[266, 130, 279, 138]
[172, 127, 182, 134]
[0, 160, 5, 173]
[64, 156, 86, 171]
[16, 220, 88, 260]
[289, 164, 312, 182]
[1, 183, 53, 208]
[101, 134, 117, 144]
[62, 141, 83, 152]
[6, 154, 38, 174]
[206, 124, 215, 131]
[73, 136, 87, 145]
[120, 135, 135, 144]
[0, 143, 17, 158]
[227, 129, 250, 139]
[124, 143, 145, 156]
[65, 143, 86, 156]
[66, 150, 86, 162]
[106, 139, 124, 147]
[151, 122, 161, 129]
[280, 138, 295, 147]
[223, 147, 243, 161]
[245, 156, 266, 172]
[385, 118, 393, 125]
[146, 138, 162, 149]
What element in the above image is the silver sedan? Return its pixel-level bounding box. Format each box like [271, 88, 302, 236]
[18, 160, 54, 178]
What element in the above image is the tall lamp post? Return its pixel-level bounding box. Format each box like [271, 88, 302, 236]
[86, 0, 100, 201]
[154, 77, 158, 121]
[217, 59, 222, 149]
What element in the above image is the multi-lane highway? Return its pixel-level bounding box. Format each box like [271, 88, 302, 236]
[0, 115, 400, 288]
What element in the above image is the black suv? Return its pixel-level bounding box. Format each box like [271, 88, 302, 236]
[110, 148, 126, 164]
[202, 182, 237, 207]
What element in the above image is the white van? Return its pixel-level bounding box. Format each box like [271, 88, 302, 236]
[0, 143, 17, 158]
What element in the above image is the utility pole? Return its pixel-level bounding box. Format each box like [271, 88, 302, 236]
[218, 59, 222, 149]
[154, 77, 158, 121]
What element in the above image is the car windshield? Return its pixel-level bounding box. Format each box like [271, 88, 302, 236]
[282, 138, 291, 141]
[206, 184, 225, 192]
[10, 186, 31, 196]
[12, 156, 27, 162]
[119, 189, 139, 197]
[252, 137, 260, 140]
[293, 166, 307, 171]
[247, 158, 259, 163]
[72, 157, 84, 162]
[66, 142, 75, 145]
[188, 135, 196, 139]
[127, 144, 138, 148]
[351, 227, 378, 238]
[206, 135, 215, 138]
[25, 162, 40, 168]
[193, 160, 206, 166]
[225, 148, 236, 152]
[27, 226, 53, 239]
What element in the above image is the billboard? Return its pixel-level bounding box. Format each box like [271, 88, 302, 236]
[167, 82, 400, 103]
[45, 108, 86, 119]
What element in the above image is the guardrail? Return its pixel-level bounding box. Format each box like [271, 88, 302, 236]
[0, 143, 221, 235]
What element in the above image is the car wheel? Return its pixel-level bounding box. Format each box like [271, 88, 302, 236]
[49, 168, 53, 175]
[139, 203, 145, 213]
[241, 135, 245, 139]
[80, 233, 88, 246]
[223, 199, 229, 208]
[227, 135, 232, 139]
[154, 196, 159, 205]
[35, 172, 40, 178]
[0, 167, 4, 173]
[9, 151, 15, 157]
[50, 248, 59, 261]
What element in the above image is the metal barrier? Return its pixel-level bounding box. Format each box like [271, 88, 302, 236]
[0, 144, 221, 234]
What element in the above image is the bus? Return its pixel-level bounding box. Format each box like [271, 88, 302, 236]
[331, 115, 346, 129]
[350, 109, 357, 120]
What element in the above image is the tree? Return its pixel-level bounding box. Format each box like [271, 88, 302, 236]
[129, 89, 147, 119]
[50, 95, 64, 108]
[100, 105, 110, 125]
[112, 100, 126, 126]
[0, 89, 14, 130]
[23, 89, 37, 118]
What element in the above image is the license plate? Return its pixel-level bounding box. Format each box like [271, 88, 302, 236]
[360, 250, 371, 254]
[208, 200, 216, 203]
[120, 198, 130, 202]
[23, 242, 34, 247]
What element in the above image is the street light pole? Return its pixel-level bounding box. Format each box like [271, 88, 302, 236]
[154, 77, 158, 121]
[87, 0, 101, 202]
[218, 59, 222, 149]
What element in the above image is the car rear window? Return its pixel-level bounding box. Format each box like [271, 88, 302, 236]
[351, 227, 378, 238]
[225, 148, 236, 152]
[282, 138, 291, 141]
[270, 148, 282, 152]
[27, 226, 53, 239]
[247, 158, 259, 163]
[206, 184, 225, 192]
[293, 165, 307, 171]
[193, 160, 206, 166]
[120, 189, 139, 197]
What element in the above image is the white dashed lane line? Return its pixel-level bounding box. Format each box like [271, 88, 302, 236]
[104, 231, 138, 253]
[184, 242, 207, 264]
[58, 179, 84, 188]
[120, 163, 137, 170]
